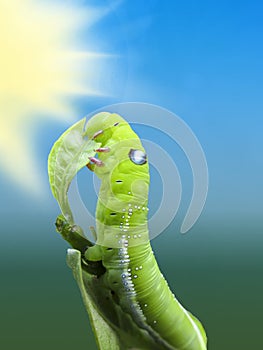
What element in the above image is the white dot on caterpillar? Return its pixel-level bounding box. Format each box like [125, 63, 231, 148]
[133, 235, 137, 239]
[142, 207, 145, 211]
[134, 205, 137, 208]
[138, 234, 141, 238]
[122, 208, 126, 212]
[122, 216, 125, 219]
[128, 192, 131, 195]
[144, 304, 148, 307]
[128, 235, 131, 239]
[139, 266, 143, 270]
[138, 206, 141, 209]
[133, 275, 138, 279]
[127, 268, 131, 272]
[153, 320, 157, 324]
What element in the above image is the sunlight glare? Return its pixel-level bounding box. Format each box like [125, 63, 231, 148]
[0, 0, 111, 196]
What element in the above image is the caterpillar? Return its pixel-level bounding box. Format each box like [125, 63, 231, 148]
[56, 112, 207, 350]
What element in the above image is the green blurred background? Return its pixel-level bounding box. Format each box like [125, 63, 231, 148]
[1, 0, 263, 349]
[1, 216, 262, 349]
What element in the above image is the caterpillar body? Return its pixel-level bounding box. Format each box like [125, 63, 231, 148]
[57, 112, 207, 350]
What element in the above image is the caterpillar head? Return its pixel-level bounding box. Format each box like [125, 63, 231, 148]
[85, 112, 148, 176]
[86, 112, 150, 227]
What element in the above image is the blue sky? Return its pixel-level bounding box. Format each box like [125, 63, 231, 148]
[53, 0, 261, 222]
[100, 0, 263, 222]
[1, 0, 262, 229]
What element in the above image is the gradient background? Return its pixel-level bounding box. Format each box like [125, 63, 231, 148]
[1, 1, 262, 349]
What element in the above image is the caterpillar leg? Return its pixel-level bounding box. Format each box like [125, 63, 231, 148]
[91, 129, 103, 139]
[95, 147, 110, 153]
[88, 157, 104, 167]
[86, 155, 106, 171]
[84, 244, 102, 262]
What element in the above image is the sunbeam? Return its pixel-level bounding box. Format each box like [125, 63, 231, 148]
[0, 0, 113, 196]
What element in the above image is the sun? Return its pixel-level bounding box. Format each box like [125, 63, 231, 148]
[0, 0, 111, 195]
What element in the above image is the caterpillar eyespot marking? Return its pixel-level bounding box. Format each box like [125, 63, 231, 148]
[128, 148, 147, 165]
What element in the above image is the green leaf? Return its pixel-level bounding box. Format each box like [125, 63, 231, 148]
[66, 249, 121, 350]
[48, 118, 100, 223]
[48, 119, 123, 349]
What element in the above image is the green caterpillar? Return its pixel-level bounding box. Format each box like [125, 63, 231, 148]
[55, 112, 207, 350]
